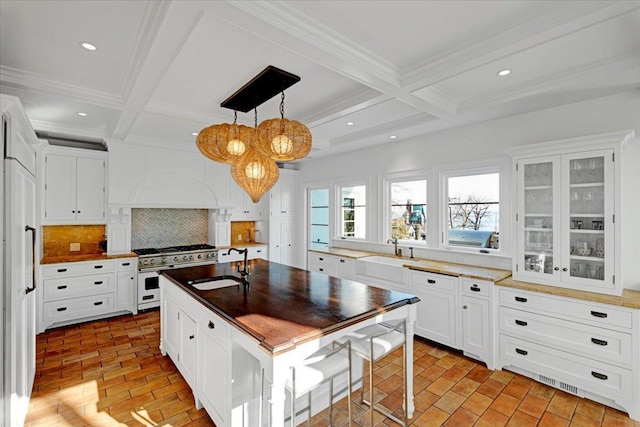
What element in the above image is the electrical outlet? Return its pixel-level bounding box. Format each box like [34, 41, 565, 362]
[70, 243, 80, 252]
[237, 234, 243, 241]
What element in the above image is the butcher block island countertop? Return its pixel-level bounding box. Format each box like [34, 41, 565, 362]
[160, 258, 420, 355]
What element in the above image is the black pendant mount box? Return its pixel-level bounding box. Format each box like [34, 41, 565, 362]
[220, 66, 300, 113]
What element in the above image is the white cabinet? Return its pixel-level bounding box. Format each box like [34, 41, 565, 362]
[408, 270, 458, 348]
[218, 245, 268, 263]
[230, 181, 266, 220]
[198, 318, 229, 427]
[38, 258, 137, 332]
[509, 131, 638, 296]
[496, 286, 639, 420]
[269, 218, 297, 267]
[160, 294, 196, 388]
[461, 279, 492, 364]
[42, 147, 107, 224]
[270, 170, 297, 218]
[307, 251, 355, 280]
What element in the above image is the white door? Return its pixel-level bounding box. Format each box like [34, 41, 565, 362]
[269, 219, 283, 264]
[4, 159, 36, 427]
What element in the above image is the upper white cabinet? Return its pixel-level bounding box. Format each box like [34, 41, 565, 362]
[230, 181, 266, 221]
[270, 169, 297, 218]
[509, 131, 638, 296]
[42, 146, 107, 224]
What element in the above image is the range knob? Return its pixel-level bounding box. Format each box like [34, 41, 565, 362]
[173, 257, 179, 261]
[142, 260, 149, 266]
[198, 254, 202, 259]
[149, 259, 155, 265]
[188, 255, 194, 261]
[161, 258, 167, 264]
[183, 256, 188, 261]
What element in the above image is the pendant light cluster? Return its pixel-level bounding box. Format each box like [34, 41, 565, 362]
[196, 66, 311, 203]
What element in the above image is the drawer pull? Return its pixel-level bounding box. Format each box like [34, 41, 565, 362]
[189, 335, 194, 340]
[257, 250, 262, 253]
[94, 301, 103, 306]
[319, 257, 324, 261]
[591, 371, 608, 381]
[94, 265, 104, 269]
[340, 259, 345, 263]
[590, 311, 607, 318]
[208, 320, 215, 329]
[591, 338, 608, 346]
[515, 320, 528, 327]
[57, 307, 67, 312]
[427, 279, 436, 284]
[515, 348, 528, 356]
[319, 268, 324, 272]
[470, 285, 481, 292]
[57, 285, 68, 290]
[57, 268, 68, 273]
[122, 262, 131, 266]
[142, 295, 154, 300]
[94, 281, 103, 285]
[515, 296, 527, 303]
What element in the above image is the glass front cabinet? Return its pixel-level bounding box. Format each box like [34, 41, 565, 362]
[511, 131, 637, 296]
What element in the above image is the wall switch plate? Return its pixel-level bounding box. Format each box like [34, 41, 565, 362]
[70, 243, 80, 252]
[237, 234, 242, 240]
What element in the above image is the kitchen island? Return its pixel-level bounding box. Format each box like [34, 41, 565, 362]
[160, 258, 419, 427]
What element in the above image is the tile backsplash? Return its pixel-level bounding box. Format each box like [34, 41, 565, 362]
[43, 225, 106, 257]
[131, 208, 208, 249]
[230, 221, 256, 245]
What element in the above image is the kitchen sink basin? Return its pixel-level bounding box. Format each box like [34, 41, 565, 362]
[188, 275, 244, 291]
[355, 255, 421, 282]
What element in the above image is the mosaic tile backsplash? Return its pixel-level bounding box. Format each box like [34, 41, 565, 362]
[131, 208, 209, 249]
[43, 225, 106, 257]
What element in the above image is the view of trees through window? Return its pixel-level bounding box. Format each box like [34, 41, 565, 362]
[447, 172, 500, 249]
[391, 180, 427, 242]
[341, 185, 366, 239]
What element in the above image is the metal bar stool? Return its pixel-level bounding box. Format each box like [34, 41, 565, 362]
[285, 340, 352, 426]
[348, 320, 407, 427]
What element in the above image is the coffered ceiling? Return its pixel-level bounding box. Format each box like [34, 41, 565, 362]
[1, 1, 638, 158]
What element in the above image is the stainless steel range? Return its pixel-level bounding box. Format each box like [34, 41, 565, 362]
[133, 244, 218, 310]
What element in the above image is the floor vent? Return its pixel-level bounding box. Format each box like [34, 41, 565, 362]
[538, 375, 556, 386]
[560, 382, 579, 395]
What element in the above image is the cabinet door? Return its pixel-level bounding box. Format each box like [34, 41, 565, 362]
[517, 156, 561, 280]
[462, 296, 490, 360]
[75, 157, 105, 221]
[162, 296, 180, 360]
[282, 218, 297, 267]
[269, 219, 283, 264]
[279, 172, 296, 217]
[413, 288, 456, 347]
[199, 328, 228, 427]
[44, 154, 76, 221]
[563, 150, 615, 289]
[180, 313, 197, 389]
[116, 271, 136, 312]
[334, 257, 354, 280]
[230, 181, 248, 219]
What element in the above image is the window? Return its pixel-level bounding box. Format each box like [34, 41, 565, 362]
[339, 185, 366, 239]
[309, 188, 329, 250]
[390, 179, 427, 243]
[444, 171, 500, 250]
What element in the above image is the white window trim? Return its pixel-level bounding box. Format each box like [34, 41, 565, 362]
[438, 161, 510, 255]
[380, 170, 432, 247]
[334, 176, 370, 242]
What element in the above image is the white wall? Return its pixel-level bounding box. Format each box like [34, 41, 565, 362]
[297, 91, 640, 270]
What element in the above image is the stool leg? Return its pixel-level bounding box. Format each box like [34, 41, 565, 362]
[347, 350, 352, 427]
[291, 368, 296, 427]
[329, 378, 333, 425]
[307, 391, 312, 427]
[403, 341, 408, 427]
[369, 340, 375, 427]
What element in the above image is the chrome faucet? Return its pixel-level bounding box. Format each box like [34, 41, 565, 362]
[228, 248, 250, 279]
[387, 238, 400, 256]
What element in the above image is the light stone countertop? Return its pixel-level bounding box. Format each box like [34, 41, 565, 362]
[308, 247, 379, 259]
[496, 277, 640, 309]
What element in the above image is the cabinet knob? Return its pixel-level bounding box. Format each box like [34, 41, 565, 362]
[562, 267, 568, 272]
[554, 267, 559, 271]
[72, 210, 75, 213]
[463, 305, 468, 309]
[208, 320, 215, 329]
[189, 335, 194, 340]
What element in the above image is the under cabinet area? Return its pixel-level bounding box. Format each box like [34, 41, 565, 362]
[41, 146, 107, 225]
[218, 244, 268, 263]
[496, 286, 639, 420]
[38, 258, 137, 332]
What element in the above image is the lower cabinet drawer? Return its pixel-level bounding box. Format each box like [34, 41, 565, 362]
[43, 293, 115, 324]
[308, 262, 334, 276]
[498, 288, 633, 329]
[42, 260, 115, 278]
[408, 270, 457, 293]
[43, 274, 114, 301]
[499, 307, 633, 366]
[499, 334, 632, 400]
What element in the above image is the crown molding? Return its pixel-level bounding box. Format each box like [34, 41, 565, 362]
[460, 52, 640, 110]
[0, 66, 124, 109]
[411, 86, 458, 116]
[402, 1, 639, 90]
[227, 0, 401, 86]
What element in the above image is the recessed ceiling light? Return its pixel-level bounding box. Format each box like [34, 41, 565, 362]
[346, 122, 354, 126]
[77, 112, 87, 117]
[497, 69, 511, 77]
[389, 135, 397, 139]
[80, 42, 97, 51]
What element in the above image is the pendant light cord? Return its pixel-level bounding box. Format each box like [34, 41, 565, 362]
[279, 91, 285, 119]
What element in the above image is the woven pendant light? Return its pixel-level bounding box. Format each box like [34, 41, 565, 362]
[196, 112, 255, 164]
[257, 91, 311, 161]
[231, 144, 279, 203]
